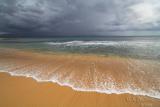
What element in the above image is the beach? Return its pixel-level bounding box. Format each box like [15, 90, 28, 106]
[0, 48, 159, 107]
[1, 0, 160, 106]
[0, 72, 160, 107]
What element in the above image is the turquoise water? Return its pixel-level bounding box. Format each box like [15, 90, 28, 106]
[0, 36, 160, 60]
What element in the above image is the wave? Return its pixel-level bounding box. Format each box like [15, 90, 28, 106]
[45, 40, 160, 47]
[44, 40, 160, 60]
[0, 63, 160, 99]
[0, 70, 159, 99]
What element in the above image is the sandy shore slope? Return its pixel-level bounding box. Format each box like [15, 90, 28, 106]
[0, 73, 159, 107]
[0, 49, 159, 107]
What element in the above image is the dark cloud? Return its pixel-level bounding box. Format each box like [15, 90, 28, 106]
[0, 0, 160, 36]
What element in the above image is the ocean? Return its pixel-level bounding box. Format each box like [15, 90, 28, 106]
[0, 36, 160, 59]
[0, 36, 160, 99]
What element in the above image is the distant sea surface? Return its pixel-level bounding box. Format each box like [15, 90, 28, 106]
[0, 36, 160, 60]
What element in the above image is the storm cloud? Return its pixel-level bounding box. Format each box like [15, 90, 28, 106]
[0, 0, 160, 36]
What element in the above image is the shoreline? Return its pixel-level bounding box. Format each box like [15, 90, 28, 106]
[1, 70, 160, 100]
[0, 72, 160, 107]
[0, 48, 160, 99]
[0, 48, 160, 107]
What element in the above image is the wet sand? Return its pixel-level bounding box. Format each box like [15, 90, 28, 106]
[0, 72, 160, 107]
[0, 48, 160, 107]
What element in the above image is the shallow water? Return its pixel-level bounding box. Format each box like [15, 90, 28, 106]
[0, 36, 160, 99]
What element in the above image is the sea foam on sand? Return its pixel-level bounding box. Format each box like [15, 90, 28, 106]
[0, 49, 160, 99]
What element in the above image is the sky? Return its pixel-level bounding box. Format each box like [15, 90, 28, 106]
[0, 0, 160, 37]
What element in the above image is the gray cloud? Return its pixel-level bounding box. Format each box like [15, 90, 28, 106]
[0, 0, 160, 36]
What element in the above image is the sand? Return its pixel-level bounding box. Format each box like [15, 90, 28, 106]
[0, 72, 159, 107]
[0, 48, 160, 107]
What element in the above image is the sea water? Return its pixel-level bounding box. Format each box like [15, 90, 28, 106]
[0, 36, 160, 99]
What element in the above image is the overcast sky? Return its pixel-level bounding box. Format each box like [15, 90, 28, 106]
[0, 0, 160, 36]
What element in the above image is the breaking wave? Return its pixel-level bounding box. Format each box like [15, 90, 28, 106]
[45, 41, 160, 60]
[45, 40, 160, 47]
[0, 69, 159, 99]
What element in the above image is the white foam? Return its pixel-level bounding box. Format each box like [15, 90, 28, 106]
[45, 40, 160, 47]
[0, 70, 160, 99]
